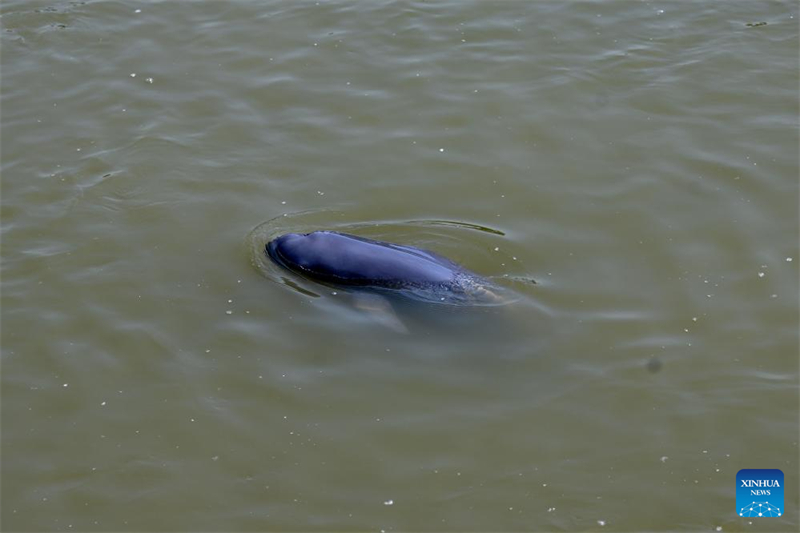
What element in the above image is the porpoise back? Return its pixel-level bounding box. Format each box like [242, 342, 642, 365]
[266, 231, 465, 289]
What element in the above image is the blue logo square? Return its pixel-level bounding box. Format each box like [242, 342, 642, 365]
[737, 469, 784, 517]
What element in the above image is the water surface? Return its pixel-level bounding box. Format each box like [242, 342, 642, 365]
[1, 1, 798, 531]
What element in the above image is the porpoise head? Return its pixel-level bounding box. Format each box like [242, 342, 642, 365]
[266, 232, 320, 272]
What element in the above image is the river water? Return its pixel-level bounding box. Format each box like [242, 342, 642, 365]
[1, 1, 798, 531]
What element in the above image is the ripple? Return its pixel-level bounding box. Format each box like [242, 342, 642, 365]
[247, 210, 528, 306]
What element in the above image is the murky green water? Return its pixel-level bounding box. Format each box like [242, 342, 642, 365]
[2, 1, 798, 531]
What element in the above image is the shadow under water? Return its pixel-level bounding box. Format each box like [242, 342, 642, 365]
[246, 210, 546, 340]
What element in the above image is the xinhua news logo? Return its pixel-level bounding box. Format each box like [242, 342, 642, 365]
[736, 469, 784, 517]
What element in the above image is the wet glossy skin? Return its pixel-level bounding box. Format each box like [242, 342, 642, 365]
[266, 231, 466, 289]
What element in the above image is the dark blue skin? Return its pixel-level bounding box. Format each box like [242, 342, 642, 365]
[266, 231, 500, 304]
